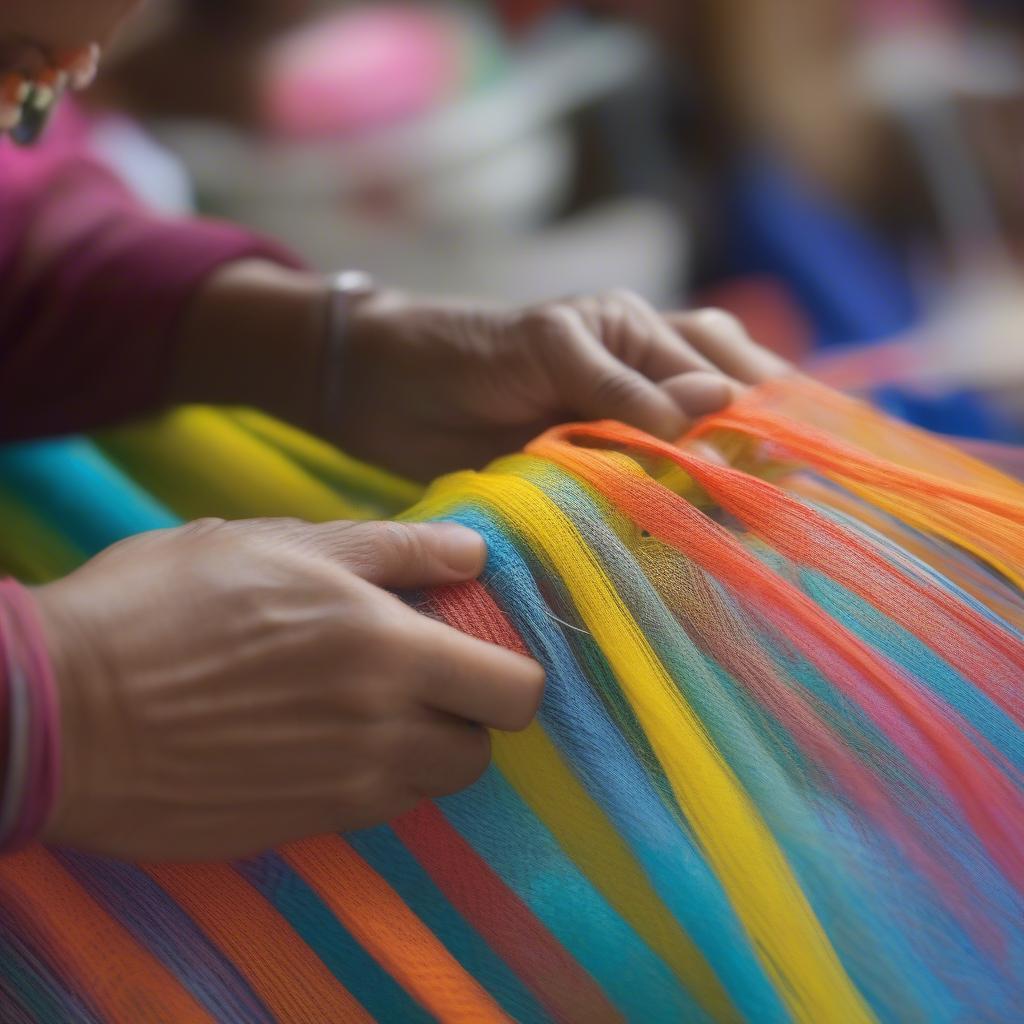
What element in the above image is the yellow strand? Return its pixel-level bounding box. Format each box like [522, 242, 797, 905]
[415, 464, 875, 1024]
[493, 725, 740, 1022]
[97, 408, 365, 523]
[0, 485, 82, 582]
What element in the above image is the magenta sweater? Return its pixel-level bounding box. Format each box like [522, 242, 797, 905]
[0, 104, 301, 441]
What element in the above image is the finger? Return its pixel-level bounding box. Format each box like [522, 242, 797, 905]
[409, 614, 545, 732]
[660, 371, 744, 421]
[540, 305, 689, 438]
[686, 440, 731, 468]
[667, 309, 792, 385]
[306, 521, 488, 589]
[400, 714, 493, 799]
[594, 290, 722, 382]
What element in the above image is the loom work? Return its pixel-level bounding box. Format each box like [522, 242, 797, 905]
[0, 376, 1021, 1023]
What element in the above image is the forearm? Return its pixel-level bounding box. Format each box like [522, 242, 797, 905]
[168, 260, 330, 435]
[0, 152, 305, 441]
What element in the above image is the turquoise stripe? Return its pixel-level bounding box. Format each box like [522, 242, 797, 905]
[453, 509, 782, 1024]
[441, 768, 699, 1024]
[348, 826, 551, 1024]
[0, 438, 179, 553]
[236, 852, 432, 1024]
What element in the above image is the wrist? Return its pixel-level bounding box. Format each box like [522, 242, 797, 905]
[169, 259, 331, 431]
[318, 272, 381, 440]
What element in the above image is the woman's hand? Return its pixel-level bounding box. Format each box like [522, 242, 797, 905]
[174, 262, 787, 483]
[33, 517, 544, 862]
[331, 289, 789, 481]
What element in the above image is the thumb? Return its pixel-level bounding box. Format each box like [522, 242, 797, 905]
[307, 520, 488, 589]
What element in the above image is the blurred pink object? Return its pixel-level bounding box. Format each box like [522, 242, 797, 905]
[264, 6, 461, 140]
[855, 0, 964, 31]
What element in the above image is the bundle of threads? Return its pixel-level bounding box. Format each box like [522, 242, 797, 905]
[0, 43, 100, 146]
[0, 378, 1020, 1022]
[0, 580, 60, 853]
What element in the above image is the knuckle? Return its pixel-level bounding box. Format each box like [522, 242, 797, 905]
[376, 521, 424, 570]
[519, 304, 574, 342]
[592, 370, 642, 406]
[307, 519, 366, 561]
[249, 516, 306, 530]
[695, 307, 746, 337]
[604, 287, 641, 308]
[334, 520, 405, 572]
[335, 765, 390, 812]
[179, 516, 227, 538]
[264, 516, 311, 538]
[375, 519, 418, 549]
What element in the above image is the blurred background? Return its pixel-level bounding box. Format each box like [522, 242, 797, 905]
[73, 0, 1024, 454]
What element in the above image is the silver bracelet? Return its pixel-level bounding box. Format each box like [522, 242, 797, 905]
[322, 271, 376, 439]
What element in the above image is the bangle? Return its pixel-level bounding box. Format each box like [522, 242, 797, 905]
[0, 610, 9, 828]
[321, 271, 375, 440]
[0, 580, 61, 853]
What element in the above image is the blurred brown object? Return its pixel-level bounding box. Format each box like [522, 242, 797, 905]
[88, 0, 315, 126]
[588, 0, 920, 230]
[959, 93, 1024, 262]
[633, 0, 897, 207]
[956, 10, 1024, 263]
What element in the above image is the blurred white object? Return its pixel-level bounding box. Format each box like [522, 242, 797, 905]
[811, 267, 1024, 396]
[856, 25, 1024, 259]
[89, 115, 195, 215]
[857, 26, 1024, 109]
[160, 22, 650, 232]
[153, 23, 682, 302]
[927, 267, 1024, 390]
[280, 197, 689, 307]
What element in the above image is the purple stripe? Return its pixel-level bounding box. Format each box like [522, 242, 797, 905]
[0, 898, 104, 1024]
[0, 985, 35, 1024]
[58, 851, 275, 1024]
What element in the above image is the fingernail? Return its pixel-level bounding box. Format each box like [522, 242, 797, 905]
[661, 374, 740, 427]
[688, 378, 735, 416]
[434, 523, 487, 574]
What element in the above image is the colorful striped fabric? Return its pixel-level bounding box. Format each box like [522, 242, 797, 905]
[0, 376, 1021, 1023]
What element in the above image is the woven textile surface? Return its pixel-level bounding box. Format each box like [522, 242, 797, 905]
[0, 377, 1021, 1023]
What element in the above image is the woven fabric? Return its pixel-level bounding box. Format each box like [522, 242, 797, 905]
[0, 377, 1021, 1023]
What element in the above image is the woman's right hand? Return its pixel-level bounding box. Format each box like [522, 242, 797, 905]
[32, 518, 544, 862]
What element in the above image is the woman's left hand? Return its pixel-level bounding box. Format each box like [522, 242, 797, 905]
[175, 264, 789, 484]
[330, 289, 789, 482]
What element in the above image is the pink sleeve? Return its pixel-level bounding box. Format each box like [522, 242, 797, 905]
[0, 122, 304, 442]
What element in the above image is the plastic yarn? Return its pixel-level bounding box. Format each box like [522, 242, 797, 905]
[0, 376, 1020, 1023]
